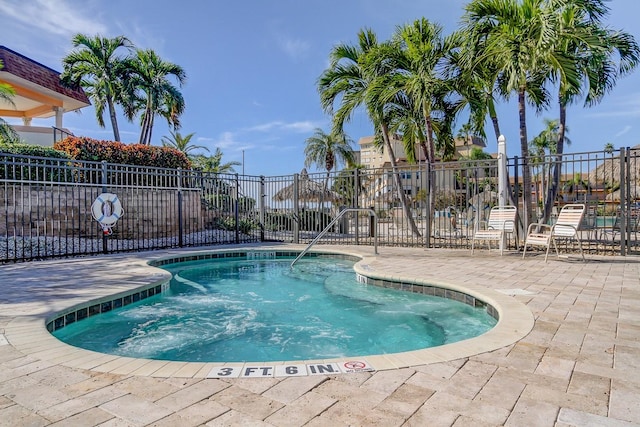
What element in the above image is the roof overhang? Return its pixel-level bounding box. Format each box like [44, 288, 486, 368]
[0, 46, 90, 120]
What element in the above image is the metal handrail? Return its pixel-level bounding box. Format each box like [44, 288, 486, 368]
[291, 208, 378, 268]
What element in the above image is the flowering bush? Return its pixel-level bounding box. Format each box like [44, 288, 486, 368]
[54, 136, 191, 169]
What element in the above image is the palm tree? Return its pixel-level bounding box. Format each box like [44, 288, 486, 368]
[318, 28, 421, 236]
[332, 164, 370, 207]
[192, 147, 240, 174]
[161, 130, 208, 157]
[529, 118, 571, 211]
[462, 0, 558, 228]
[303, 128, 355, 188]
[127, 49, 186, 145]
[61, 34, 132, 142]
[540, 0, 639, 223]
[604, 142, 615, 154]
[453, 26, 503, 145]
[368, 18, 461, 229]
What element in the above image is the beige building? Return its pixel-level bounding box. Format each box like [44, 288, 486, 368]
[357, 134, 488, 170]
[356, 134, 491, 209]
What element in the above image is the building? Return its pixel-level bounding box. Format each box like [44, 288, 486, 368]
[356, 134, 491, 208]
[0, 46, 90, 146]
[357, 134, 489, 170]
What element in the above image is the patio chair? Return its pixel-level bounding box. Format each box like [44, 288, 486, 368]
[522, 203, 586, 262]
[470, 205, 518, 255]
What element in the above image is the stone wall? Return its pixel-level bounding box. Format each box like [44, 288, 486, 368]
[0, 185, 204, 239]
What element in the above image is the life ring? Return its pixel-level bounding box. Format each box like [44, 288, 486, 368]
[91, 193, 124, 226]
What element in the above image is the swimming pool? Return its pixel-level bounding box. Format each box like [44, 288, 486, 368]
[52, 252, 497, 364]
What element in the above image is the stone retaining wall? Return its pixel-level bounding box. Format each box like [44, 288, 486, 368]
[0, 185, 204, 239]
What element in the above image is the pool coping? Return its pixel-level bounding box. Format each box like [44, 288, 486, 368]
[3, 245, 534, 379]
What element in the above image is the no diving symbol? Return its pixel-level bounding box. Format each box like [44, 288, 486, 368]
[342, 360, 371, 372]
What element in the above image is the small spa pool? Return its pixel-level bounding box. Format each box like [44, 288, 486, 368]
[52, 253, 498, 363]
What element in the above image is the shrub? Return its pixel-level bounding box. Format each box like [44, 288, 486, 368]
[54, 136, 191, 169]
[0, 142, 74, 182]
[215, 216, 256, 234]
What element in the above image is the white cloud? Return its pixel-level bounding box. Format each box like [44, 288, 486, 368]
[0, 0, 107, 38]
[245, 120, 318, 134]
[615, 125, 632, 138]
[587, 93, 640, 118]
[210, 131, 237, 149]
[277, 36, 310, 60]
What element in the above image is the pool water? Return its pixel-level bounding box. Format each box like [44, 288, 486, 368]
[54, 257, 497, 362]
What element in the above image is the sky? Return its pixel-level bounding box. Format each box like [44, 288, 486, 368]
[1, 0, 640, 177]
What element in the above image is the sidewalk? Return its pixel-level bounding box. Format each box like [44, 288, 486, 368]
[1, 244, 639, 426]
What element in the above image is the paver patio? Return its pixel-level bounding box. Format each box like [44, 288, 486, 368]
[1, 244, 639, 426]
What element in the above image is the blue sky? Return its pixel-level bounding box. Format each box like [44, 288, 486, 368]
[1, 0, 640, 176]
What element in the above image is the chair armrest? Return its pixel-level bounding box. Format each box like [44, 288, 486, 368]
[527, 222, 551, 234]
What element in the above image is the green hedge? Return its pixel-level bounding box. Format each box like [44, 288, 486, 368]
[0, 143, 74, 182]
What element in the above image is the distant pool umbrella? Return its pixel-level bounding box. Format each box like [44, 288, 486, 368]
[273, 168, 339, 204]
[605, 185, 640, 202]
[588, 145, 640, 186]
[468, 186, 499, 210]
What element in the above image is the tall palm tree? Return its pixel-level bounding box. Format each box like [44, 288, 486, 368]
[127, 49, 186, 145]
[540, 0, 639, 223]
[368, 18, 461, 228]
[61, 34, 132, 142]
[318, 28, 421, 236]
[161, 130, 208, 157]
[462, 0, 558, 228]
[303, 128, 355, 188]
[452, 27, 504, 145]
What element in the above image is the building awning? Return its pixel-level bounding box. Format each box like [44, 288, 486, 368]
[0, 45, 90, 120]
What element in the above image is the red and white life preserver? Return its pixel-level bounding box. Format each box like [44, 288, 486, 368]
[91, 193, 124, 226]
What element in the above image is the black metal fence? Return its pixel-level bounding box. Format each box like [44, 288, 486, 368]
[1, 147, 637, 262]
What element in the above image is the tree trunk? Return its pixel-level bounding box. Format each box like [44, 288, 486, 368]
[380, 123, 421, 237]
[107, 96, 120, 142]
[146, 111, 155, 145]
[518, 89, 532, 230]
[423, 108, 437, 236]
[542, 101, 566, 224]
[138, 110, 149, 145]
[487, 96, 501, 143]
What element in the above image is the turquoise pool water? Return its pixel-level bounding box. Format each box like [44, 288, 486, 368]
[53, 257, 497, 362]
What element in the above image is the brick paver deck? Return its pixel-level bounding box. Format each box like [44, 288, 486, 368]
[1, 244, 639, 426]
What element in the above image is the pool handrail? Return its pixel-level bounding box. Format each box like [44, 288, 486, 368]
[291, 208, 378, 268]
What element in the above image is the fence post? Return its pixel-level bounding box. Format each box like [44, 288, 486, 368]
[425, 160, 432, 248]
[293, 173, 299, 244]
[101, 160, 108, 254]
[355, 168, 360, 245]
[620, 148, 628, 256]
[177, 167, 183, 247]
[260, 176, 265, 242]
[234, 174, 240, 244]
[498, 135, 508, 252]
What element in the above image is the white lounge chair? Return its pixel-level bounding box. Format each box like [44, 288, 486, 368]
[470, 205, 518, 255]
[522, 203, 586, 262]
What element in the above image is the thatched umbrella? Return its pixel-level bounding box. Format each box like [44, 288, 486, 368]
[468, 186, 498, 210]
[605, 185, 640, 202]
[273, 168, 339, 204]
[588, 145, 640, 186]
[467, 186, 498, 222]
